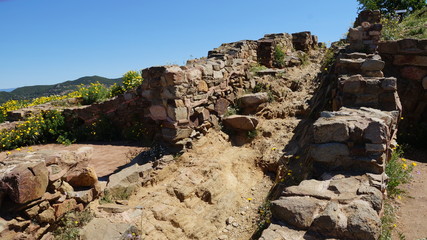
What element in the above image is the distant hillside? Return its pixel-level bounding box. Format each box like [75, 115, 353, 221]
[0, 91, 16, 104]
[0, 88, 16, 92]
[0, 76, 122, 104]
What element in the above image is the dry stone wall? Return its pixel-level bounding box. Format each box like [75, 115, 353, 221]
[260, 10, 402, 240]
[378, 38, 427, 134]
[65, 32, 318, 146]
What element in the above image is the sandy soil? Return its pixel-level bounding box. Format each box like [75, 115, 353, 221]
[395, 149, 427, 240]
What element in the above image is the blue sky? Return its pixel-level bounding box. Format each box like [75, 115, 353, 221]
[0, 0, 360, 89]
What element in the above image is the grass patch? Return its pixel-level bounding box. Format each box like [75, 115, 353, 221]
[386, 146, 414, 198]
[249, 64, 268, 73]
[53, 210, 93, 240]
[381, 7, 427, 40]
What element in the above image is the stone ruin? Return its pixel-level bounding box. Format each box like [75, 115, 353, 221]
[0, 8, 426, 239]
[260, 10, 403, 240]
[0, 31, 319, 239]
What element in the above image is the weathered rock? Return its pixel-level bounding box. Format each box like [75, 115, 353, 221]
[313, 117, 350, 143]
[361, 59, 384, 71]
[197, 80, 209, 92]
[214, 98, 230, 116]
[259, 223, 308, 240]
[65, 166, 98, 188]
[271, 196, 327, 229]
[106, 163, 153, 197]
[0, 162, 48, 204]
[238, 92, 269, 107]
[344, 200, 380, 240]
[36, 207, 56, 223]
[222, 115, 259, 131]
[311, 201, 347, 236]
[149, 105, 167, 120]
[79, 218, 131, 240]
[310, 143, 349, 163]
[393, 55, 427, 66]
[52, 199, 78, 219]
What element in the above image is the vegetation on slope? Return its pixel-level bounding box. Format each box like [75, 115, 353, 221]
[357, 0, 426, 15]
[0, 75, 122, 104]
[381, 6, 427, 40]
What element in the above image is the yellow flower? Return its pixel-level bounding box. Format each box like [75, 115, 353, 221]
[400, 117, 404, 120]
[412, 162, 417, 167]
[247, 198, 253, 201]
[74, 221, 78, 224]
[16, 148, 21, 151]
[6, 151, 11, 155]
[402, 163, 408, 169]
[271, 147, 277, 150]
[401, 158, 406, 162]
[397, 195, 401, 200]
[295, 155, 300, 159]
[393, 224, 397, 228]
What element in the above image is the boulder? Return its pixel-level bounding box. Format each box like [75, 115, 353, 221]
[271, 196, 327, 229]
[52, 199, 78, 219]
[0, 162, 48, 204]
[65, 166, 98, 188]
[238, 93, 269, 107]
[222, 115, 259, 131]
[310, 143, 350, 164]
[79, 218, 132, 240]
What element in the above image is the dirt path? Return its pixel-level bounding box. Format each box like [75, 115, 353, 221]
[396, 149, 427, 240]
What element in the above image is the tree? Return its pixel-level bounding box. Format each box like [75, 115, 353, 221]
[357, 0, 426, 15]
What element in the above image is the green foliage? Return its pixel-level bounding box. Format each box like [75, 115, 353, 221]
[109, 83, 125, 97]
[247, 129, 258, 139]
[273, 46, 286, 68]
[386, 146, 414, 197]
[297, 51, 310, 66]
[357, 0, 426, 15]
[224, 106, 240, 117]
[321, 47, 336, 71]
[53, 210, 93, 240]
[0, 110, 73, 151]
[122, 70, 143, 90]
[78, 82, 110, 105]
[379, 200, 396, 240]
[381, 7, 427, 40]
[0, 76, 121, 104]
[87, 115, 119, 141]
[249, 64, 268, 73]
[252, 83, 274, 102]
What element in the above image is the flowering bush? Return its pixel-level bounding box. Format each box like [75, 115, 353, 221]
[78, 82, 110, 105]
[0, 110, 72, 150]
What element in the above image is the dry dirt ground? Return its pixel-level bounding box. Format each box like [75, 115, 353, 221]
[395, 149, 427, 240]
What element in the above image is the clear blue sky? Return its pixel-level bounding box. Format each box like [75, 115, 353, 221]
[0, 0, 360, 89]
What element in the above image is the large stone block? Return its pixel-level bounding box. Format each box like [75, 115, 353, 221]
[313, 118, 350, 143]
[0, 162, 48, 204]
[222, 115, 259, 131]
[167, 105, 188, 121]
[361, 59, 385, 71]
[164, 66, 186, 85]
[311, 143, 350, 163]
[363, 121, 388, 144]
[400, 66, 427, 81]
[393, 55, 427, 66]
[149, 105, 167, 121]
[65, 166, 98, 188]
[271, 196, 327, 229]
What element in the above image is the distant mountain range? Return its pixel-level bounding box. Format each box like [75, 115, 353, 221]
[0, 88, 16, 92]
[0, 76, 122, 104]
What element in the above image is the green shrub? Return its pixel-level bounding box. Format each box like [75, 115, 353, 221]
[53, 210, 93, 240]
[386, 146, 414, 197]
[122, 70, 143, 90]
[249, 64, 268, 73]
[273, 46, 286, 68]
[78, 82, 110, 105]
[109, 83, 125, 97]
[0, 110, 72, 151]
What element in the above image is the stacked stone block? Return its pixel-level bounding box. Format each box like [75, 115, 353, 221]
[261, 10, 402, 240]
[347, 10, 382, 53]
[378, 38, 427, 130]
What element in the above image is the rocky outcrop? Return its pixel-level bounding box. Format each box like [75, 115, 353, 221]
[0, 147, 100, 239]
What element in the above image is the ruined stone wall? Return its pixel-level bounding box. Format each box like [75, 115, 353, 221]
[378, 39, 427, 132]
[65, 32, 317, 146]
[261, 10, 402, 240]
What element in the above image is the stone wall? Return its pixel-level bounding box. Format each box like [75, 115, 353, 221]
[64, 32, 318, 146]
[378, 39, 427, 132]
[261, 10, 402, 240]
